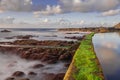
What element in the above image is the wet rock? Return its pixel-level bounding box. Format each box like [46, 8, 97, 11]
[5, 37, 14, 39]
[12, 71, 25, 77]
[44, 73, 56, 80]
[5, 77, 15, 80]
[44, 73, 65, 80]
[13, 39, 38, 45]
[16, 35, 34, 39]
[20, 52, 31, 59]
[59, 53, 71, 61]
[19, 78, 30, 80]
[28, 71, 37, 75]
[54, 73, 65, 80]
[0, 40, 79, 62]
[1, 29, 11, 32]
[32, 64, 44, 69]
[65, 36, 83, 40]
[47, 59, 57, 64]
[41, 53, 58, 64]
[64, 63, 70, 67]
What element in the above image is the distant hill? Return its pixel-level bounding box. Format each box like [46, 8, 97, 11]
[114, 23, 120, 29]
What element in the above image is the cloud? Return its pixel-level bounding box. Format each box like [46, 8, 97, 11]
[43, 18, 50, 23]
[60, 0, 120, 12]
[0, 16, 15, 24]
[0, 0, 120, 16]
[0, 7, 4, 13]
[0, 0, 32, 12]
[33, 5, 62, 17]
[101, 9, 120, 16]
[79, 20, 85, 25]
[0, 10, 4, 13]
[71, 20, 85, 26]
[58, 18, 71, 25]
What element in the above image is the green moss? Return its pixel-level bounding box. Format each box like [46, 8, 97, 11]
[73, 33, 103, 80]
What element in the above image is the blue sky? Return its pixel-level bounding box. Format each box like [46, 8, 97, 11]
[0, 0, 119, 28]
[32, 0, 58, 6]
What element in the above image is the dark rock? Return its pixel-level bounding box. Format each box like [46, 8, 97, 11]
[5, 37, 14, 39]
[54, 73, 65, 80]
[12, 71, 25, 77]
[44, 73, 65, 80]
[47, 59, 57, 64]
[19, 78, 30, 80]
[28, 71, 37, 75]
[32, 64, 44, 69]
[5, 77, 15, 80]
[1, 29, 11, 32]
[65, 36, 83, 40]
[59, 53, 71, 61]
[16, 35, 34, 39]
[64, 63, 70, 67]
[44, 73, 56, 80]
[20, 52, 31, 59]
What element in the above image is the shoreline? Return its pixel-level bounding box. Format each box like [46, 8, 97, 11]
[0, 30, 105, 80]
[58, 27, 120, 33]
[0, 39, 81, 80]
[64, 33, 104, 80]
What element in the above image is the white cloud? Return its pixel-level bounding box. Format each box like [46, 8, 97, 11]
[79, 20, 85, 25]
[0, 10, 3, 13]
[58, 18, 71, 26]
[0, 7, 4, 13]
[0, 0, 119, 16]
[0, 16, 15, 24]
[33, 5, 62, 16]
[60, 0, 120, 12]
[43, 18, 50, 23]
[101, 9, 120, 16]
[71, 20, 85, 26]
[0, 0, 32, 11]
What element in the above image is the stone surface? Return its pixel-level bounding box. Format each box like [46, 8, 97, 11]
[12, 71, 25, 77]
[32, 64, 44, 69]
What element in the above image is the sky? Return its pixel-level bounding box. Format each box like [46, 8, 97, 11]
[0, 0, 120, 28]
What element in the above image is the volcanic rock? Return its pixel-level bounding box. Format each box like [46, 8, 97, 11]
[44, 73, 56, 80]
[44, 73, 65, 80]
[19, 78, 30, 80]
[32, 64, 44, 69]
[5, 77, 15, 80]
[28, 71, 37, 75]
[64, 63, 70, 67]
[53, 73, 65, 80]
[1, 29, 11, 32]
[12, 71, 25, 77]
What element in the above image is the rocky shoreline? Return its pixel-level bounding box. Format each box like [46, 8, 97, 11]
[0, 35, 84, 80]
[58, 27, 120, 33]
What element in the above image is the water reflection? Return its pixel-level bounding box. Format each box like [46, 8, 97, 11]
[93, 33, 120, 80]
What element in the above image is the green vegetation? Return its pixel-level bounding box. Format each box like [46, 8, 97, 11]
[73, 33, 104, 80]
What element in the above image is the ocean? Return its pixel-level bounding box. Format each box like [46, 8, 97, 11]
[0, 28, 86, 42]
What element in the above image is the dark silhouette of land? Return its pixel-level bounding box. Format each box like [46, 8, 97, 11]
[59, 23, 120, 33]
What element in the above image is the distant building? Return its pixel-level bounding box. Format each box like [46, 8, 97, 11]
[114, 23, 120, 29]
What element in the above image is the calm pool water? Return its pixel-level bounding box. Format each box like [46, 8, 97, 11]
[93, 32, 120, 80]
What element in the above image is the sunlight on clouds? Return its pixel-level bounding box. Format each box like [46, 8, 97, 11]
[60, 0, 120, 12]
[96, 47, 120, 75]
[102, 9, 120, 16]
[101, 42, 118, 49]
[0, 0, 32, 11]
[0, 16, 15, 24]
[33, 5, 62, 16]
[43, 18, 50, 23]
[0, 0, 119, 28]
